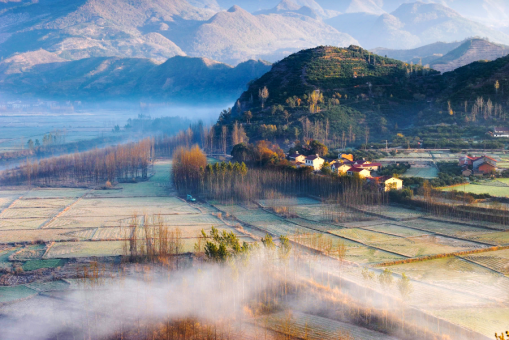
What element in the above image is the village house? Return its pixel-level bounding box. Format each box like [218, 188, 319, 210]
[369, 176, 403, 191]
[473, 155, 497, 169]
[493, 127, 509, 138]
[347, 167, 371, 178]
[458, 154, 498, 175]
[354, 162, 383, 171]
[333, 164, 351, 175]
[472, 155, 498, 175]
[288, 151, 306, 163]
[459, 155, 476, 166]
[305, 154, 325, 171]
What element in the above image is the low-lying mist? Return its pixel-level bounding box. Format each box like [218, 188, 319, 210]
[0, 246, 482, 340]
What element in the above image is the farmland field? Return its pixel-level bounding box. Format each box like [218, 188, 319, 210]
[258, 311, 399, 340]
[463, 249, 509, 274]
[401, 166, 438, 178]
[0, 285, 38, 304]
[358, 205, 423, 220]
[370, 235, 482, 257]
[431, 307, 509, 338]
[22, 259, 66, 271]
[400, 219, 496, 239]
[364, 224, 432, 237]
[386, 257, 509, 301]
[1, 159, 509, 339]
[442, 183, 509, 197]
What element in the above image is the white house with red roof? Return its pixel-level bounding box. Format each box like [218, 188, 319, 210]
[305, 154, 325, 170]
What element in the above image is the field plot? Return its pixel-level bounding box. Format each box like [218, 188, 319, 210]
[27, 280, 70, 292]
[387, 257, 509, 301]
[10, 244, 46, 261]
[258, 311, 399, 340]
[10, 198, 74, 209]
[358, 205, 423, 220]
[0, 207, 62, 219]
[401, 166, 438, 178]
[23, 189, 88, 199]
[401, 219, 496, 239]
[330, 228, 399, 244]
[64, 228, 97, 240]
[213, 204, 249, 215]
[0, 229, 75, 243]
[0, 247, 18, 270]
[287, 218, 343, 232]
[292, 205, 326, 221]
[0, 285, 37, 304]
[22, 259, 66, 271]
[431, 307, 509, 338]
[364, 224, 431, 237]
[45, 241, 125, 258]
[371, 235, 483, 257]
[232, 209, 311, 236]
[257, 197, 320, 207]
[0, 218, 47, 230]
[45, 216, 124, 229]
[343, 246, 405, 264]
[466, 231, 509, 245]
[463, 249, 509, 274]
[442, 183, 509, 197]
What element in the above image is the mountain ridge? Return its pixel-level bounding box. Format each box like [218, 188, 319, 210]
[0, 54, 272, 102]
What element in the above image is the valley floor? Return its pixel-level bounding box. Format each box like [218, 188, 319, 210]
[0, 160, 508, 339]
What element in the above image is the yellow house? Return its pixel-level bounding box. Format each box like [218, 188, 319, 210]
[334, 164, 351, 175]
[382, 177, 403, 191]
[347, 167, 371, 178]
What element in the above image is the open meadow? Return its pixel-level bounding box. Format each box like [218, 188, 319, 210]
[0, 160, 509, 339]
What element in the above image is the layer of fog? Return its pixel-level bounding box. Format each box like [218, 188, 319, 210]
[0, 247, 485, 340]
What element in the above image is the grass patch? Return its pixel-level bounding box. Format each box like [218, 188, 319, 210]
[22, 259, 66, 271]
[0, 285, 37, 303]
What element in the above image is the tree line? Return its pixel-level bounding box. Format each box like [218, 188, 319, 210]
[0, 138, 154, 186]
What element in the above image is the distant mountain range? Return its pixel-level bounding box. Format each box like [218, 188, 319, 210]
[373, 38, 509, 73]
[0, 54, 271, 102]
[1, 0, 509, 68]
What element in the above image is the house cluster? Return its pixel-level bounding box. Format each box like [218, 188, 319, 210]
[288, 152, 402, 191]
[459, 155, 498, 176]
[492, 127, 509, 138]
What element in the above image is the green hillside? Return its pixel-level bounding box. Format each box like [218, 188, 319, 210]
[225, 45, 441, 143]
[220, 44, 509, 148]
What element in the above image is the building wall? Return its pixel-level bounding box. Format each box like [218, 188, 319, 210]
[384, 178, 403, 191]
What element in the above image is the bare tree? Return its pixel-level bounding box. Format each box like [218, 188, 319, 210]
[259, 86, 269, 109]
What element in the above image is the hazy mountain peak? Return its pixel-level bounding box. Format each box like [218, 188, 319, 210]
[227, 4, 244, 12]
[276, 0, 301, 11]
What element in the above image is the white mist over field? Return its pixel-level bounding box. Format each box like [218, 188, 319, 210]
[0, 247, 486, 340]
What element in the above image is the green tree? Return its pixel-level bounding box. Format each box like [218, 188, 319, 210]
[309, 140, 328, 156]
[27, 139, 34, 150]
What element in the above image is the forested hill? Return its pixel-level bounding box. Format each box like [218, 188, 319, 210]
[222, 45, 509, 145]
[226, 45, 441, 141]
[440, 53, 509, 102]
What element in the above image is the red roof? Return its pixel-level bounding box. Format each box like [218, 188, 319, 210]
[355, 162, 382, 168]
[348, 167, 368, 173]
[305, 155, 321, 161]
[474, 155, 497, 162]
